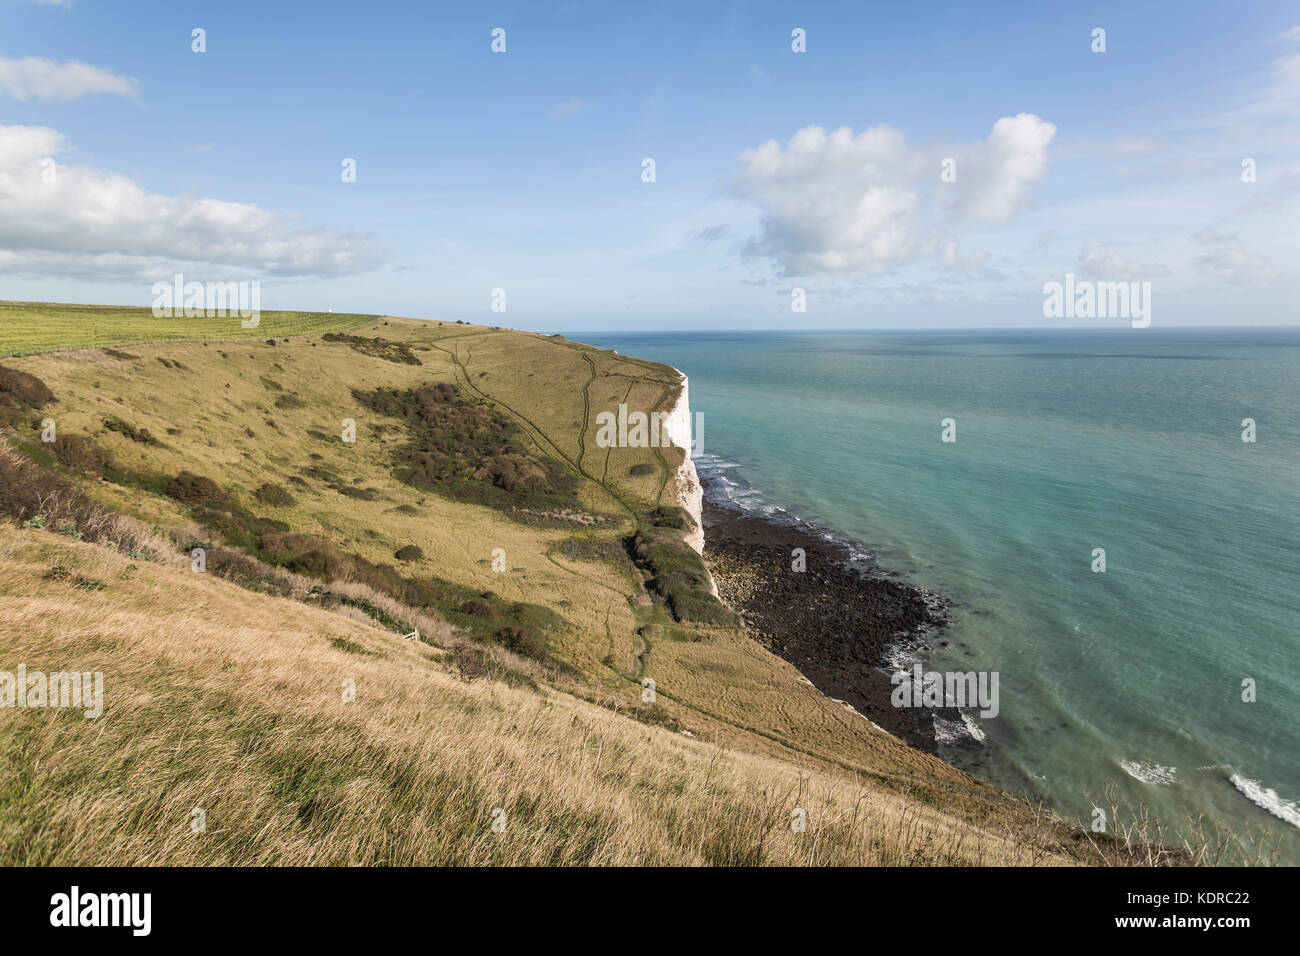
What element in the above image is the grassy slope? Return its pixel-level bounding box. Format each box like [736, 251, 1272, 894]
[0, 525, 1075, 865]
[0, 301, 373, 357]
[0, 303, 1109, 864]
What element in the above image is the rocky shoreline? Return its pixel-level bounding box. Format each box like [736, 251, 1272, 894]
[701, 485, 955, 753]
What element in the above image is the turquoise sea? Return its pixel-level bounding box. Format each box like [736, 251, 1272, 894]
[580, 328, 1300, 861]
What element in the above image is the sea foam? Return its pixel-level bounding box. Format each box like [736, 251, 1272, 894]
[1120, 761, 1176, 785]
[1230, 774, 1300, 829]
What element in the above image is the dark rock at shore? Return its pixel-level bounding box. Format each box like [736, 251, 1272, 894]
[702, 490, 951, 753]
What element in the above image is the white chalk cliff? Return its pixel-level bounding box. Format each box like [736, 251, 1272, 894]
[658, 370, 709, 568]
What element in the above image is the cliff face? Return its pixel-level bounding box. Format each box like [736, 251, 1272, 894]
[659, 370, 707, 557]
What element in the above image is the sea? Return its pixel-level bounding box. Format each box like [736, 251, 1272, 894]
[578, 327, 1300, 862]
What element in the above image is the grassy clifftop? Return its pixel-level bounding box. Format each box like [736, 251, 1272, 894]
[0, 301, 375, 357]
[0, 302, 1123, 865]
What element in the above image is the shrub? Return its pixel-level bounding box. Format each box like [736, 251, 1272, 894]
[628, 463, 656, 477]
[647, 505, 692, 530]
[254, 483, 296, 507]
[394, 545, 424, 561]
[165, 471, 232, 508]
[0, 438, 164, 557]
[352, 382, 579, 511]
[52, 434, 117, 475]
[451, 642, 491, 681]
[337, 596, 411, 634]
[458, 599, 498, 619]
[628, 527, 737, 626]
[103, 417, 163, 446]
[256, 531, 344, 580]
[336, 486, 379, 501]
[321, 332, 421, 365]
[328, 636, 379, 656]
[665, 590, 739, 627]
[492, 625, 546, 660]
[630, 527, 708, 577]
[0, 366, 55, 407]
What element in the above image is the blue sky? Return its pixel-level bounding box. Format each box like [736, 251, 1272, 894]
[2, 0, 1298, 330]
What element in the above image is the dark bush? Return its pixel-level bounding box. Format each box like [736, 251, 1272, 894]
[0, 439, 157, 555]
[256, 531, 344, 579]
[165, 471, 233, 508]
[492, 625, 546, 660]
[628, 462, 656, 477]
[103, 417, 162, 446]
[0, 366, 55, 407]
[628, 527, 737, 626]
[452, 642, 491, 681]
[52, 435, 116, 475]
[394, 544, 424, 561]
[321, 332, 421, 365]
[458, 599, 498, 619]
[352, 382, 579, 511]
[336, 486, 379, 501]
[254, 483, 296, 507]
[648, 505, 692, 530]
[666, 590, 739, 627]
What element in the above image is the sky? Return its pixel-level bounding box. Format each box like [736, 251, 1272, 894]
[1, 0, 1298, 331]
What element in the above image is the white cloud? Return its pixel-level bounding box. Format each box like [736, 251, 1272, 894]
[1077, 242, 1171, 280]
[731, 114, 1055, 276]
[1278, 53, 1300, 88]
[960, 113, 1057, 222]
[1193, 243, 1276, 285]
[0, 125, 387, 280]
[0, 56, 138, 101]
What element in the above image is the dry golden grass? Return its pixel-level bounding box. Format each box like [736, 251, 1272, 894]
[0, 524, 1083, 865]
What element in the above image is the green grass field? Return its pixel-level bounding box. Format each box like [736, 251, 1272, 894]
[0, 300, 374, 356]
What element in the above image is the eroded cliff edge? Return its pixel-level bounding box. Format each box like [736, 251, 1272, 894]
[658, 369, 704, 554]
